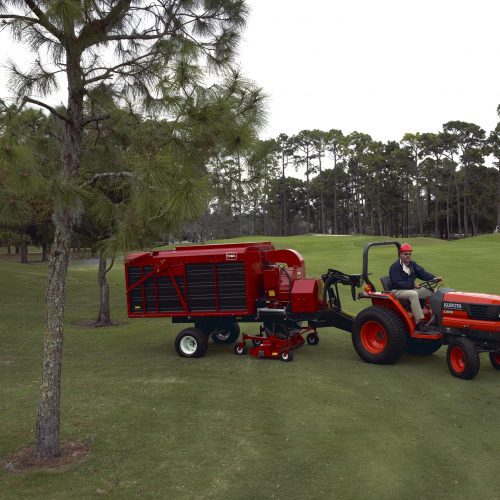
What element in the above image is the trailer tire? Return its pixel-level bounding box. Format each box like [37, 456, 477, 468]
[352, 306, 406, 364]
[175, 328, 208, 358]
[211, 322, 240, 344]
[489, 352, 500, 370]
[405, 338, 442, 356]
[446, 337, 480, 379]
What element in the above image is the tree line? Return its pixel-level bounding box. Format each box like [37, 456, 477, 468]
[191, 116, 500, 241]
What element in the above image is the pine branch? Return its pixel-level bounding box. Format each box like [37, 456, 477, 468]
[22, 0, 63, 40]
[84, 52, 155, 85]
[22, 97, 68, 123]
[82, 113, 111, 127]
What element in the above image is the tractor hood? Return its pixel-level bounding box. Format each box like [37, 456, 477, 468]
[443, 291, 500, 306]
[430, 289, 500, 326]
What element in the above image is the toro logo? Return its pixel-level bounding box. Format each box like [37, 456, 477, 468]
[226, 252, 237, 261]
[443, 302, 464, 310]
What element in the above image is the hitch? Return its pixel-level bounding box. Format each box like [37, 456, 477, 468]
[321, 269, 363, 307]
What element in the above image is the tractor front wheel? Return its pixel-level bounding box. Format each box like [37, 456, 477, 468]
[352, 306, 406, 364]
[489, 352, 500, 370]
[175, 328, 209, 358]
[446, 337, 480, 379]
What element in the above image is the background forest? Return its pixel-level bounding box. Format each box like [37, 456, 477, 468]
[194, 118, 500, 241]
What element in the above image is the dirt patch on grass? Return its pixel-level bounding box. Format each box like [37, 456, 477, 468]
[2, 441, 91, 474]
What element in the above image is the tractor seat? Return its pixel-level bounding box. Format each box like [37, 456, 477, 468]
[380, 276, 426, 309]
[380, 276, 392, 291]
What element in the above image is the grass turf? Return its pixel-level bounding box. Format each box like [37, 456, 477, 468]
[1, 234, 500, 499]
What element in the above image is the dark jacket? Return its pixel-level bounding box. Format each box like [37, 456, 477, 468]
[389, 259, 435, 290]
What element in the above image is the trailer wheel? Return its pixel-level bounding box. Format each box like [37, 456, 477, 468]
[212, 322, 240, 344]
[306, 332, 319, 345]
[175, 328, 208, 358]
[446, 338, 480, 379]
[352, 306, 406, 364]
[280, 350, 294, 362]
[405, 338, 442, 356]
[488, 352, 500, 370]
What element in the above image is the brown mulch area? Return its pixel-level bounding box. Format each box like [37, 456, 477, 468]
[2, 441, 91, 474]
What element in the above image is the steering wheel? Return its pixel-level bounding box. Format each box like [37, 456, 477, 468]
[419, 278, 441, 292]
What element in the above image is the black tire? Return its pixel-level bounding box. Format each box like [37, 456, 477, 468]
[489, 352, 500, 370]
[352, 306, 406, 364]
[233, 343, 247, 355]
[280, 350, 294, 362]
[446, 337, 480, 379]
[211, 322, 240, 344]
[175, 328, 208, 358]
[405, 338, 442, 356]
[306, 332, 319, 345]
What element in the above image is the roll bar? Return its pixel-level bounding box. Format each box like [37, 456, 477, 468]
[362, 241, 401, 292]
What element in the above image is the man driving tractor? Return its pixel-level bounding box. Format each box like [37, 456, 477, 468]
[389, 243, 443, 330]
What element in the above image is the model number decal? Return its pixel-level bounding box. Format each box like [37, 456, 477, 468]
[226, 252, 237, 261]
[443, 302, 464, 310]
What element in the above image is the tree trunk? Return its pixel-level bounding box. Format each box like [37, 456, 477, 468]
[95, 253, 114, 327]
[497, 166, 500, 225]
[454, 174, 462, 236]
[305, 156, 311, 232]
[34, 50, 84, 459]
[42, 242, 49, 262]
[20, 239, 28, 264]
[333, 163, 338, 234]
[33, 219, 71, 459]
[463, 164, 469, 236]
[281, 154, 288, 236]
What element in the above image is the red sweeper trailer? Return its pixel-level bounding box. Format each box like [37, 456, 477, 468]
[125, 241, 360, 361]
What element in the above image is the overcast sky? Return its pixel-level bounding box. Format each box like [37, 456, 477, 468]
[1, 0, 499, 144]
[237, 0, 500, 142]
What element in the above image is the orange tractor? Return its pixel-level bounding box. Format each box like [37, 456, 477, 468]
[353, 241, 500, 379]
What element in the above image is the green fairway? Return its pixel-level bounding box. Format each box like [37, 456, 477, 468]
[1, 235, 500, 499]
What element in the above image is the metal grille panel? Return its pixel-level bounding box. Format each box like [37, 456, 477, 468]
[216, 262, 247, 310]
[186, 263, 217, 311]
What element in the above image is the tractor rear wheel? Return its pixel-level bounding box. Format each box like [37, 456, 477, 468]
[352, 306, 406, 364]
[211, 322, 240, 344]
[405, 338, 442, 356]
[446, 337, 480, 379]
[489, 352, 500, 370]
[175, 328, 208, 358]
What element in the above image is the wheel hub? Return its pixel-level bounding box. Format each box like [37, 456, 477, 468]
[360, 320, 387, 354]
[450, 346, 465, 372]
[180, 335, 198, 355]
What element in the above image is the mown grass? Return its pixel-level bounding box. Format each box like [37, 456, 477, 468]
[1, 234, 500, 499]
